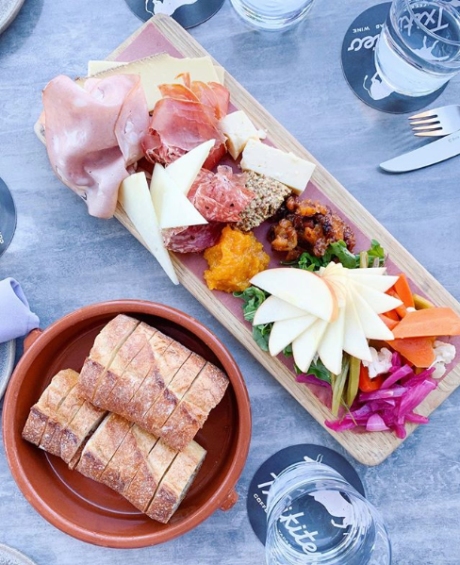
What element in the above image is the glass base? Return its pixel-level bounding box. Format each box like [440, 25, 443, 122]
[230, 0, 315, 31]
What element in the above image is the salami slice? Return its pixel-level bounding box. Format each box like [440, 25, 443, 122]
[163, 223, 224, 254]
[188, 166, 254, 223]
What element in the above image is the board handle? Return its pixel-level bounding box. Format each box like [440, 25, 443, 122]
[220, 487, 239, 511]
[23, 328, 43, 352]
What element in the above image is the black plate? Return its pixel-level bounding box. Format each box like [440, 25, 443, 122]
[125, 0, 225, 29]
[0, 178, 17, 258]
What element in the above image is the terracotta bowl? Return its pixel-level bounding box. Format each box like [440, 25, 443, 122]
[2, 300, 251, 548]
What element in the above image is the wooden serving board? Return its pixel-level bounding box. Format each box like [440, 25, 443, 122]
[55, 15, 460, 466]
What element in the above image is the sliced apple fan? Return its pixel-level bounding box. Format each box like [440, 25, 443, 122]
[250, 266, 403, 376]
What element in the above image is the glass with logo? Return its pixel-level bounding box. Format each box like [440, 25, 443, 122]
[265, 461, 391, 565]
[229, 0, 316, 31]
[375, 0, 460, 96]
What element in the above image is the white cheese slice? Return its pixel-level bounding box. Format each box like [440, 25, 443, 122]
[241, 139, 316, 194]
[118, 172, 178, 285]
[87, 60, 127, 76]
[214, 66, 225, 84]
[166, 139, 215, 195]
[150, 164, 207, 230]
[218, 111, 262, 160]
[80, 54, 222, 111]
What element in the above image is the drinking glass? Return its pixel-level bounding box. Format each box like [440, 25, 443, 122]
[229, 0, 316, 31]
[265, 461, 391, 565]
[375, 0, 460, 96]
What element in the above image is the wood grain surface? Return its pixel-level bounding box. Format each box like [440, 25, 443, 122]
[42, 14, 460, 467]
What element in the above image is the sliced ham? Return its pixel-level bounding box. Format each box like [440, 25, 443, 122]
[42, 74, 149, 219]
[163, 223, 224, 254]
[143, 74, 230, 170]
[188, 166, 253, 223]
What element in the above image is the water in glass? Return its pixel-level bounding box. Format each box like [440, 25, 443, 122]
[229, 0, 316, 31]
[375, 0, 460, 96]
[265, 461, 391, 565]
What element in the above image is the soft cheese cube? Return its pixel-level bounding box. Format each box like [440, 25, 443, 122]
[219, 111, 262, 160]
[240, 139, 316, 194]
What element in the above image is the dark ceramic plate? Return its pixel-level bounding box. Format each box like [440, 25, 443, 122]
[0, 178, 17, 258]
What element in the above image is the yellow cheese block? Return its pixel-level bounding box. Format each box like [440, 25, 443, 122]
[81, 54, 222, 111]
[87, 60, 127, 75]
[241, 139, 316, 194]
[118, 172, 178, 285]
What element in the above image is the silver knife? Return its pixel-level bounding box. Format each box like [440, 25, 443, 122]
[380, 130, 460, 173]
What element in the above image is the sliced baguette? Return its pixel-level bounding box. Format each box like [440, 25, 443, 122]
[60, 400, 106, 468]
[23, 369, 80, 447]
[40, 382, 86, 456]
[104, 329, 169, 418]
[119, 330, 174, 422]
[146, 441, 206, 524]
[99, 424, 157, 494]
[75, 413, 131, 480]
[159, 362, 229, 451]
[124, 437, 178, 513]
[92, 322, 155, 407]
[142, 352, 206, 437]
[137, 340, 192, 432]
[78, 315, 139, 401]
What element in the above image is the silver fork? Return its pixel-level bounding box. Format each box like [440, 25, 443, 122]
[409, 104, 460, 137]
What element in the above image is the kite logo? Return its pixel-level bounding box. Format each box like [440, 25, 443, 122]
[145, 0, 199, 16]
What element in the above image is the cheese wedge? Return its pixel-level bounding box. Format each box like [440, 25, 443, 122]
[219, 111, 262, 160]
[118, 173, 178, 285]
[150, 164, 207, 230]
[165, 140, 215, 195]
[241, 139, 316, 194]
[88, 60, 127, 76]
[80, 54, 222, 111]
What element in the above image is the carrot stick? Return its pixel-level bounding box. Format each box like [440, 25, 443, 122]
[392, 308, 460, 339]
[394, 273, 415, 309]
[379, 314, 399, 331]
[387, 289, 407, 318]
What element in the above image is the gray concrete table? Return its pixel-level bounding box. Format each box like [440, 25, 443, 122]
[1, 0, 459, 563]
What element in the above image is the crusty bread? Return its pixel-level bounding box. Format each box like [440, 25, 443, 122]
[100, 327, 167, 419]
[146, 441, 206, 523]
[76, 317, 229, 450]
[23, 369, 207, 523]
[99, 424, 157, 494]
[124, 437, 178, 513]
[76, 413, 131, 480]
[41, 382, 86, 456]
[60, 400, 106, 468]
[125, 331, 178, 418]
[159, 362, 229, 451]
[92, 323, 155, 408]
[137, 340, 192, 432]
[22, 369, 80, 447]
[142, 352, 205, 438]
[78, 315, 139, 401]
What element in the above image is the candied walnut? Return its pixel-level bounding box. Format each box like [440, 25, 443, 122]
[204, 226, 270, 293]
[269, 198, 355, 259]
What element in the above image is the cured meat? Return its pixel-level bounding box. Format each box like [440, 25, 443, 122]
[42, 74, 150, 219]
[163, 223, 224, 254]
[188, 166, 254, 223]
[143, 74, 230, 170]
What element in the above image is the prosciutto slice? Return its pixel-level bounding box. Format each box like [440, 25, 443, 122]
[188, 166, 254, 223]
[143, 74, 230, 170]
[163, 223, 224, 254]
[42, 74, 150, 219]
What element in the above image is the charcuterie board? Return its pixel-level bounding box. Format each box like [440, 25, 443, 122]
[39, 15, 460, 466]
